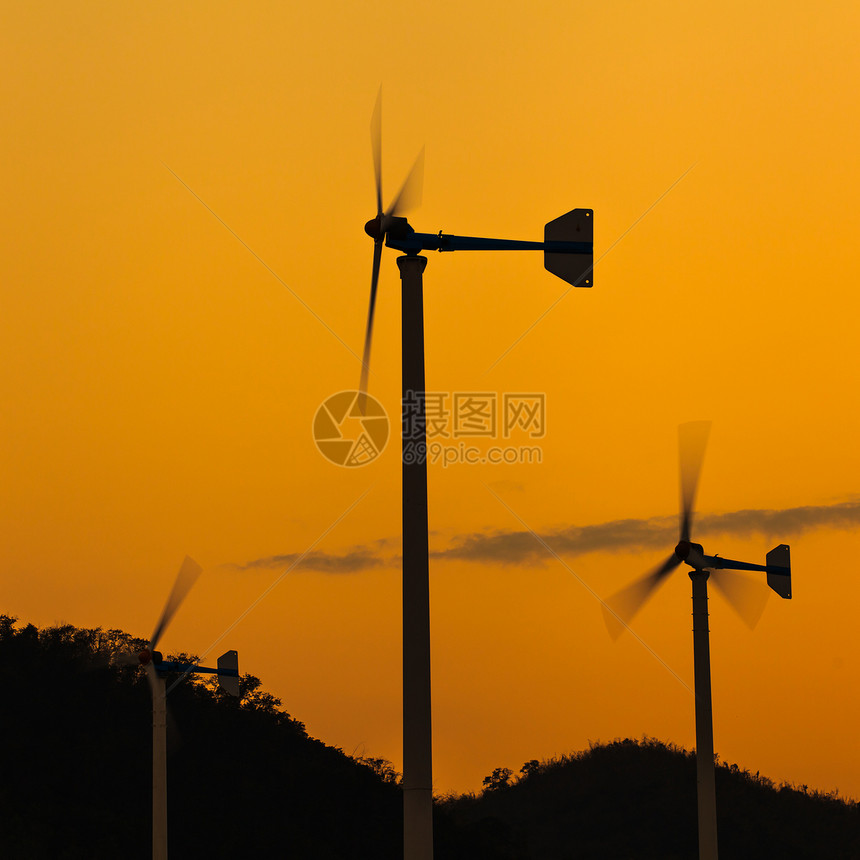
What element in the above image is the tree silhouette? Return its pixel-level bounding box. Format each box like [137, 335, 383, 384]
[2, 616, 859, 859]
[483, 767, 514, 792]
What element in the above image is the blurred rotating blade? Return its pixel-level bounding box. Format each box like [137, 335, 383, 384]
[603, 553, 681, 639]
[150, 556, 202, 652]
[678, 421, 711, 542]
[371, 87, 382, 216]
[384, 146, 424, 221]
[710, 570, 768, 629]
[359, 238, 383, 398]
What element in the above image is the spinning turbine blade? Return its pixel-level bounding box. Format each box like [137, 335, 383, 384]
[359, 238, 383, 397]
[150, 556, 202, 651]
[678, 421, 711, 541]
[384, 147, 425, 220]
[360, 90, 384, 399]
[371, 87, 382, 215]
[710, 570, 769, 629]
[359, 92, 424, 399]
[603, 553, 681, 639]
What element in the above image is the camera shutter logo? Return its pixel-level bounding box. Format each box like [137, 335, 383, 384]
[313, 391, 389, 467]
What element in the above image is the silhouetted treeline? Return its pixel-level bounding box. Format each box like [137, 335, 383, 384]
[438, 738, 860, 859]
[0, 616, 401, 859]
[1, 616, 858, 859]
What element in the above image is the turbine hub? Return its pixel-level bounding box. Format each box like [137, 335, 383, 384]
[138, 649, 163, 666]
[674, 540, 691, 560]
[365, 215, 383, 241]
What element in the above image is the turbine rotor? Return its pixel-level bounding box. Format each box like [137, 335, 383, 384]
[359, 88, 424, 398]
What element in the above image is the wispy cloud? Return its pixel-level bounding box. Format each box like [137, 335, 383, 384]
[229, 549, 386, 574]
[431, 517, 675, 564]
[698, 502, 860, 538]
[433, 500, 860, 565]
[230, 499, 860, 573]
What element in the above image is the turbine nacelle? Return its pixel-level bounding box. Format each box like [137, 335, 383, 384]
[364, 214, 412, 242]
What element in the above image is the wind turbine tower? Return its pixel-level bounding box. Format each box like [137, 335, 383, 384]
[122, 557, 241, 860]
[359, 91, 594, 860]
[605, 422, 792, 860]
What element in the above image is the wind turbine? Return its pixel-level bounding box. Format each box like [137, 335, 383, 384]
[127, 556, 240, 860]
[359, 90, 594, 860]
[603, 422, 792, 860]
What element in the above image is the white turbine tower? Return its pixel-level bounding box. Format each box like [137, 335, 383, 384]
[125, 557, 240, 860]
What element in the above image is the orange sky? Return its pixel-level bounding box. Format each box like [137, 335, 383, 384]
[3, 0, 860, 799]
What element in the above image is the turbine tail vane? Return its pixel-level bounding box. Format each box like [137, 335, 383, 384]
[217, 650, 241, 698]
[544, 208, 594, 287]
[766, 544, 792, 598]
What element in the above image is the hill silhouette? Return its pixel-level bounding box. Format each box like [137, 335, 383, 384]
[438, 739, 860, 859]
[1, 616, 857, 858]
[0, 616, 401, 859]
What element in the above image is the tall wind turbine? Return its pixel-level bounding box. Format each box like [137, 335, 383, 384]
[604, 422, 792, 860]
[127, 557, 240, 860]
[360, 90, 594, 860]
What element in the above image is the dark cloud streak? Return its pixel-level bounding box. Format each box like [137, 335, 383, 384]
[233, 549, 386, 573]
[231, 500, 860, 573]
[435, 500, 860, 565]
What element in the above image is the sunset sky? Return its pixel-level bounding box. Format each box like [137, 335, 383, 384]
[3, 1, 860, 800]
